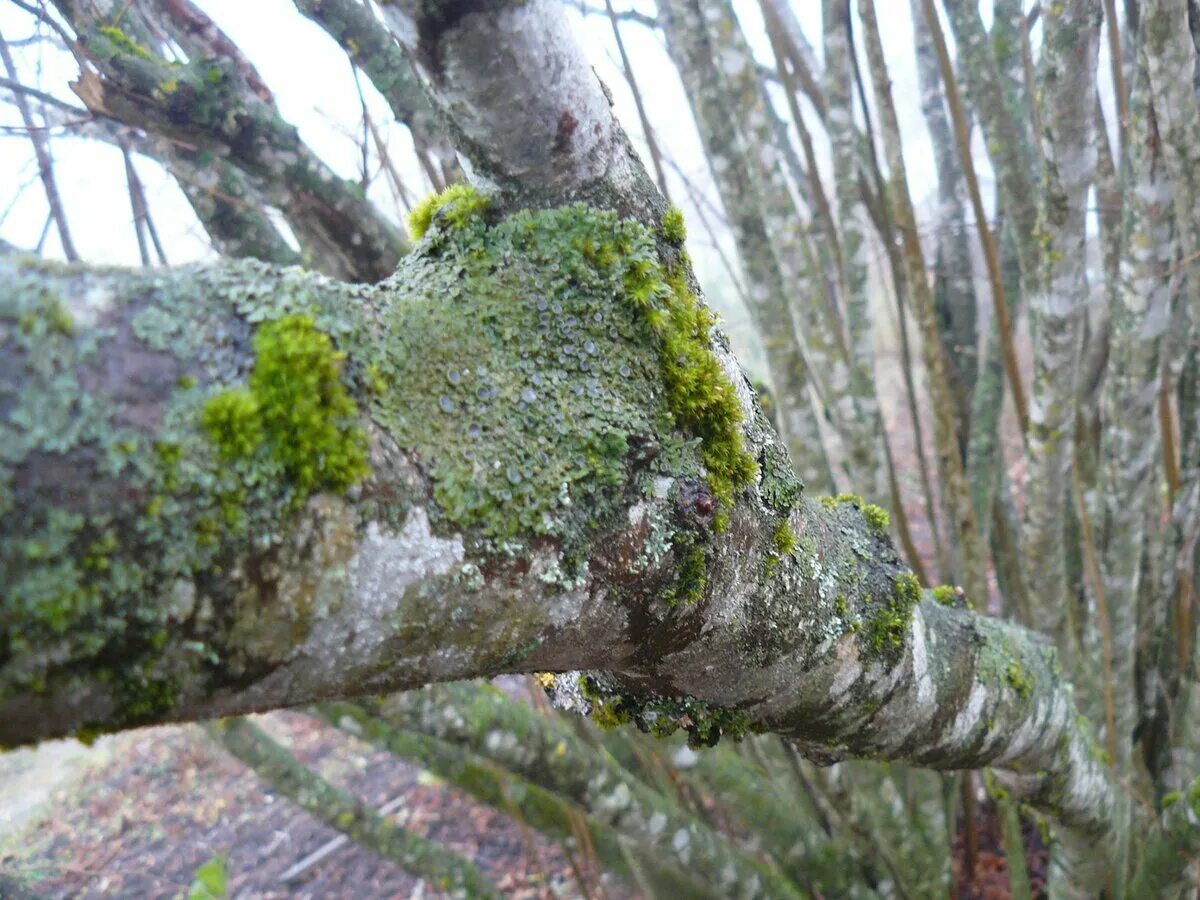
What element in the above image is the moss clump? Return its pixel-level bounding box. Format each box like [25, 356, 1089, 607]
[765, 520, 796, 576]
[201, 390, 263, 459]
[652, 268, 757, 526]
[820, 492, 862, 510]
[773, 521, 796, 556]
[1005, 661, 1033, 699]
[201, 314, 368, 499]
[96, 25, 154, 61]
[865, 572, 921, 653]
[579, 677, 753, 748]
[660, 206, 687, 245]
[408, 184, 490, 241]
[861, 503, 889, 533]
[664, 541, 708, 607]
[932, 584, 957, 606]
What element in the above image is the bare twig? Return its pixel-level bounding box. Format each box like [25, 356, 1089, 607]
[0, 26, 78, 259]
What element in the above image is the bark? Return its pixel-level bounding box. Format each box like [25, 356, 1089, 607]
[1021, 0, 1103, 662]
[316, 699, 723, 897]
[695, 0, 871, 489]
[325, 686, 800, 899]
[858, 0, 988, 607]
[909, 0, 980, 446]
[291, 0, 462, 187]
[941, 0, 1042, 292]
[1, 0, 1121, 892]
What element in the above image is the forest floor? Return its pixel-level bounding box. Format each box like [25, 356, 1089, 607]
[0, 707, 592, 899]
[0, 696, 1048, 900]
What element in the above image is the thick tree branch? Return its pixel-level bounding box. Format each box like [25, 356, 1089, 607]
[1, 1, 1123, 892]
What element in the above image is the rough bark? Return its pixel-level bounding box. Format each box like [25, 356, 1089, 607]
[1021, 0, 1103, 662]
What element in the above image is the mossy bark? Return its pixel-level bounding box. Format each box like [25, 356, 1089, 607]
[0, 1, 1127, 893]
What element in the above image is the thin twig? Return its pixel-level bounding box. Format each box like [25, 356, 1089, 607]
[0, 26, 78, 259]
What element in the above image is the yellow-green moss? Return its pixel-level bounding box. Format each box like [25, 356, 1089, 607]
[865, 572, 921, 653]
[1006, 660, 1033, 699]
[96, 25, 154, 61]
[772, 521, 796, 556]
[408, 184, 490, 241]
[660, 206, 687, 245]
[861, 503, 889, 533]
[664, 541, 708, 607]
[201, 314, 367, 498]
[932, 584, 957, 606]
[651, 268, 757, 524]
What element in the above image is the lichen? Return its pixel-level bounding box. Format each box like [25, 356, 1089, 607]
[408, 184, 490, 241]
[370, 202, 754, 544]
[201, 314, 368, 499]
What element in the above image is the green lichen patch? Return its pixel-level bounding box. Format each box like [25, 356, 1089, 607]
[408, 184, 491, 241]
[368, 202, 754, 543]
[201, 314, 368, 499]
[864, 572, 921, 654]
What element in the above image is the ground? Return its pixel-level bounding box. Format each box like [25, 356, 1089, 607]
[0, 705, 593, 899]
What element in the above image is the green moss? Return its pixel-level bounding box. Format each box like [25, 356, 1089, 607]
[664, 541, 707, 607]
[96, 25, 154, 61]
[765, 520, 796, 576]
[654, 268, 757, 521]
[772, 521, 796, 556]
[201, 390, 263, 459]
[820, 492, 862, 510]
[864, 572, 921, 653]
[932, 584, 957, 606]
[408, 184, 490, 241]
[861, 503, 889, 533]
[1006, 660, 1033, 699]
[201, 314, 368, 499]
[580, 676, 752, 747]
[660, 206, 687, 245]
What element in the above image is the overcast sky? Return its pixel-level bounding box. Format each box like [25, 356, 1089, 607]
[0, 0, 954, 261]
